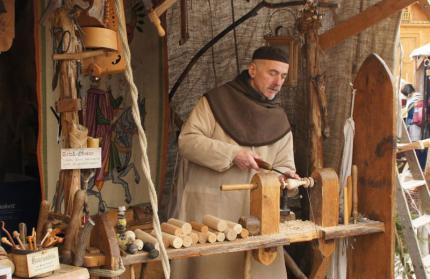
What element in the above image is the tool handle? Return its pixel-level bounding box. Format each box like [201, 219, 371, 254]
[148, 10, 166, 37]
[220, 184, 257, 191]
[352, 165, 358, 223]
[254, 158, 272, 170]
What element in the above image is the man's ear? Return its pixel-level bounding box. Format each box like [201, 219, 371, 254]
[248, 63, 256, 78]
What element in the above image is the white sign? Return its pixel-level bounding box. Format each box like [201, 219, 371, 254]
[61, 148, 102, 170]
[26, 247, 60, 277]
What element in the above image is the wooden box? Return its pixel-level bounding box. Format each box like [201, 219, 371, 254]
[11, 247, 60, 278]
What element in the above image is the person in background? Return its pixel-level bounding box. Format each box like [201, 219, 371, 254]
[402, 83, 427, 169]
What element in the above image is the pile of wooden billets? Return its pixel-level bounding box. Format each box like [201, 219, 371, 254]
[134, 215, 249, 251]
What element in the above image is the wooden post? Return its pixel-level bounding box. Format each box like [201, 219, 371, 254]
[297, 3, 327, 172]
[52, 8, 83, 217]
[308, 168, 339, 278]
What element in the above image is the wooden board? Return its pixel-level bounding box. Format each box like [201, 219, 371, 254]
[122, 220, 384, 265]
[348, 54, 395, 279]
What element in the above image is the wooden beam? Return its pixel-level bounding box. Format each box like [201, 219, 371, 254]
[418, 0, 430, 21]
[122, 220, 384, 265]
[319, 0, 417, 50]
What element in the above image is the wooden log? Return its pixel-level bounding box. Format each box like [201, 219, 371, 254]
[190, 221, 209, 233]
[167, 218, 192, 234]
[224, 229, 237, 241]
[181, 235, 193, 248]
[157, 232, 182, 249]
[239, 228, 249, 239]
[134, 229, 160, 251]
[208, 229, 225, 242]
[225, 221, 242, 234]
[161, 223, 183, 236]
[203, 215, 227, 232]
[190, 232, 199, 245]
[192, 230, 210, 244]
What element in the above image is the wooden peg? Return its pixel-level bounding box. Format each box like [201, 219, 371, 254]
[224, 229, 238, 241]
[239, 228, 249, 239]
[18, 223, 27, 245]
[161, 223, 183, 236]
[190, 221, 209, 233]
[27, 236, 34, 250]
[134, 229, 160, 251]
[203, 215, 227, 232]
[167, 219, 192, 234]
[181, 235, 192, 248]
[208, 229, 225, 242]
[225, 221, 242, 234]
[13, 231, 26, 249]
[1, 237, 14, 248]
[40, 228, 53, 247]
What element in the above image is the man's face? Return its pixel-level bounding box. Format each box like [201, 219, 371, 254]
[248, 59, 289, 100]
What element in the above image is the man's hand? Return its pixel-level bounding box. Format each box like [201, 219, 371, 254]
[233, 149, 260, 170]
[279, 170, 300, 188]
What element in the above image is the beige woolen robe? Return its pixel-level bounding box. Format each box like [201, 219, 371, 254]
[171, 96, 295, 279]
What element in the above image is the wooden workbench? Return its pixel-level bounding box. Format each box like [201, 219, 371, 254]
[122, 219, 384, 265]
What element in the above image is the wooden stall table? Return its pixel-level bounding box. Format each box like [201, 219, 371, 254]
[122, 219, 384, 265]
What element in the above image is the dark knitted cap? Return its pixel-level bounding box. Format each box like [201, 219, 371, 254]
[252, 46, 289, 64]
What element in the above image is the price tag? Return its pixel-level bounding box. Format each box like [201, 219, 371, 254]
[60, 148, 102, 170]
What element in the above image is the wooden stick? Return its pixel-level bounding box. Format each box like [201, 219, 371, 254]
[284, 250, 307, 279]
[192, 230, 208, 244]
[36, 200, 50, 243]
[224, 229, 237, 241]
[18, 223, 27, 245]
[208, 229, 225, 242]
[161, 223, 183, 236]
[190, 232, 199, 245]
[206, 231, 217, 243]
[167, 219, 192, 234]
[181, 235, 192, 248]
[244, 250, 252, 279]
[203, 215, 227, 232]
[190, 221, 209, 233]
[159, 232, 182, 249]
[134, 229, 160, 251]
[226, 221, 242, 234]
[0, 221, 16, 248]
[53, 49, 106, 60]
[13, 231, 26, 249]
[40, 228, 53, 247]
[352, 165, 358, 224]
[239, 228, 249, 239]
[1, 237, 14, 248]
[27, 236, 34, 250]
[220, 184, 256, 191]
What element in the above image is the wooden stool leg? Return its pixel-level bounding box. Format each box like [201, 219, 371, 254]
[244, 250, 252, 279]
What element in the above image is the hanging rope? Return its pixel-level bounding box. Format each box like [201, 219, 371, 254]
[114, 1, 171, 278]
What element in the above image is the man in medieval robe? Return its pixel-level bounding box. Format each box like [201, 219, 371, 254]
[171, 46, 297, 279]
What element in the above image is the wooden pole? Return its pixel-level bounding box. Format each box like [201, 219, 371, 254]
[319, 0, 416, 50]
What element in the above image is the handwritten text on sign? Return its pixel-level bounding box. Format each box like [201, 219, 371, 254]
[61, 148, 102, 170]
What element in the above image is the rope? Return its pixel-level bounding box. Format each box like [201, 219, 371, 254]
[114, 1, 170, 278]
